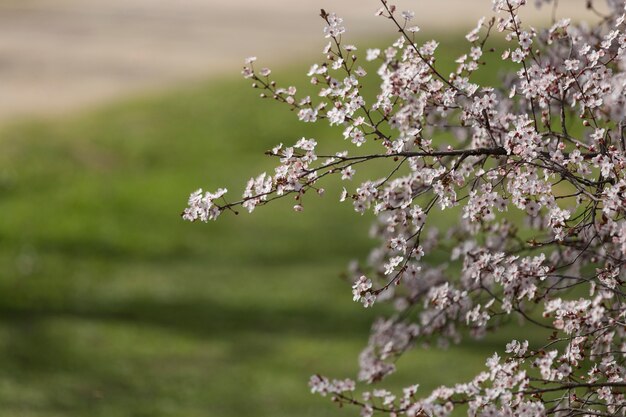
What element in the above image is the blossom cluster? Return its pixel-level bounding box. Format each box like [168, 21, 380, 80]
[185, 1, 626, 416]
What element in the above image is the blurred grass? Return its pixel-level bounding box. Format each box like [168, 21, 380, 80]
[0, 40, 533, 417]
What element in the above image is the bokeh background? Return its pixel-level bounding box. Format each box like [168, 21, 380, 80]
[0, 1, 599, 416]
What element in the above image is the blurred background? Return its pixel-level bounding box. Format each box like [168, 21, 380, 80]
[0, 1, 597, 416]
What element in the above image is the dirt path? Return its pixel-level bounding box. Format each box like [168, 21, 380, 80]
[0, 0, 595, 122]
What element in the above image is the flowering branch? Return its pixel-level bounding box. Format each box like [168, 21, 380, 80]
[184, 0, 626, 416]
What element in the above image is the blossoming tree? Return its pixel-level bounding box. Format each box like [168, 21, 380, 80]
[183, 0, 626, 415]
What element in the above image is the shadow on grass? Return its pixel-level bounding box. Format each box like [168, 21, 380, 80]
[0, 296, 376, 341]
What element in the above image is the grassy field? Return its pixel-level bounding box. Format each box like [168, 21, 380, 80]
[0, 42, 529, 417]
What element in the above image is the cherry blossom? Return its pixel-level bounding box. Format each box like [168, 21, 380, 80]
[185, 1, 626, 416]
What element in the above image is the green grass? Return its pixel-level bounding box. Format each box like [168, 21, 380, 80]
[0, 40, 530, 416]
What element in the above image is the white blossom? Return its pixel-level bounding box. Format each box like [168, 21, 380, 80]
[187, 2, 626, 416]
